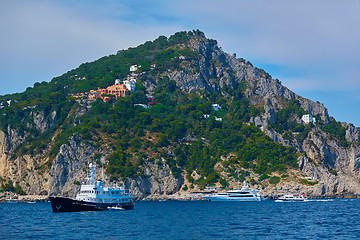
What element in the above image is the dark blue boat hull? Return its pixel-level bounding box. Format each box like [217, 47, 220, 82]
[49, 196, 134, 212]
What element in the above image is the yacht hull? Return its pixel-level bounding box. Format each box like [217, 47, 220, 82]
[275, 199, 307, 202]
[49, 196, 134, 212]
[204, 196, 263, 202]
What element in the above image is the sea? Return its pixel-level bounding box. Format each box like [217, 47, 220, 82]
[1, 199, 360, 240]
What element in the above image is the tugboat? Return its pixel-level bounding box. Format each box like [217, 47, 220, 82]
[49, 163, 134, 212]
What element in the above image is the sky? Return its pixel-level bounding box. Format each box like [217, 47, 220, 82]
[1, 0, 359, 126]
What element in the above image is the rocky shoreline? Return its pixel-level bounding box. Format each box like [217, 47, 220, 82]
[0, 192, 48, 203]
[1, 191, 359, 203]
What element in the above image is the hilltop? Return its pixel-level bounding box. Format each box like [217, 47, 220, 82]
[1, 30, 360, 200]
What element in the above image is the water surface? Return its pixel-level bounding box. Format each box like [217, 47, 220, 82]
[1, 199, 359, 239]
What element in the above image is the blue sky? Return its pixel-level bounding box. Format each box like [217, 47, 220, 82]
[1, 0, 359, 126]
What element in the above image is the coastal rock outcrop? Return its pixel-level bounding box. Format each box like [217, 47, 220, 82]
[127, 158, 183, 200]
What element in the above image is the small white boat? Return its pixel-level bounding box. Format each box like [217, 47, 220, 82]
[275, 194, 308, 202]
[204, 181, 264, 202]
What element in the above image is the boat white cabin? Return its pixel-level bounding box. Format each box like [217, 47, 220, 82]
[75, 163, 133, 204]
[204, 181, 264, 201]
[275, 194, 308, 202]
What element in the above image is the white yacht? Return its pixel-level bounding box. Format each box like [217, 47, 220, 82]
[275, 194, 308, 202]
[50, 163, 134, 212]
[203, 181, 264, 201]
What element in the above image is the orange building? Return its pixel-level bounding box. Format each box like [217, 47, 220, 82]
[106, 84, 128, 98]
[88, 84, 129, 102]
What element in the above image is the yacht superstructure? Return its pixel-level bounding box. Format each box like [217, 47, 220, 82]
[203, 181, 264, 202]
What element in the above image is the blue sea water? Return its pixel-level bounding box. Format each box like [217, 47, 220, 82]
[1, 199, 360, 239]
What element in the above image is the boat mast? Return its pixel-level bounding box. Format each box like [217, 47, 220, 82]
[88, 163, 96, 185]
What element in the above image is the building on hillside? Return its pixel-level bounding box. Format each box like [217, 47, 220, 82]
[212, 104, 221, 111]
[302, 114, 316, 124]
[106, 84, 128, 97]
[69, 93, 86, 99]
[123, 78, 136, 91]
[88, 84, 128, 102]
[130, 65, 141, 72]
[134, 104, 149, 109]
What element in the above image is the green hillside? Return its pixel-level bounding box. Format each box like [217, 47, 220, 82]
[1, 30, 350, 192]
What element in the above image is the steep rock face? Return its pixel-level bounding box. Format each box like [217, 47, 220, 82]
[0, 109, 65, 195]
[48, 136, 183, 199]
[183, 38, 359, 196]
[345, 123, 360, 143]
[126, 158, 183, 200]
[302, 129, 360, 190]
[297, 155, 360, 197]
[165, 37, 330, 125]
[48, 134, 95, 197]
[260, 126, 360, 197]
[31, 110, 57, 133]
[0, 127, 24, 178]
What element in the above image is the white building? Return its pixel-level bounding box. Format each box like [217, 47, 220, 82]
[130, 65, 141, 72]
[130, 65, 138, 72]
[123, 79, 136, 91]
[114, 79, 121, 85]
[302, 114, 316, 124]
[212, 104, 221, 111]
[134, 104, 149, 109]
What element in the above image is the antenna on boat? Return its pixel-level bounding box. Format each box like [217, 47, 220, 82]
[88, 163, 96, 185]
[101, 164, 104, 181]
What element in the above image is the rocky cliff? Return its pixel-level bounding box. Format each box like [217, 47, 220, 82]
[163, 34, 360, 198]
[0, 31, 360, 200]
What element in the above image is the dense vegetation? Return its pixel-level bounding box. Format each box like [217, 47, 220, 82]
[321, 118, 349, 147]
[0, 182, 26, 195]
[0, 30, 352, 191]
[59, 76, 299, 187]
